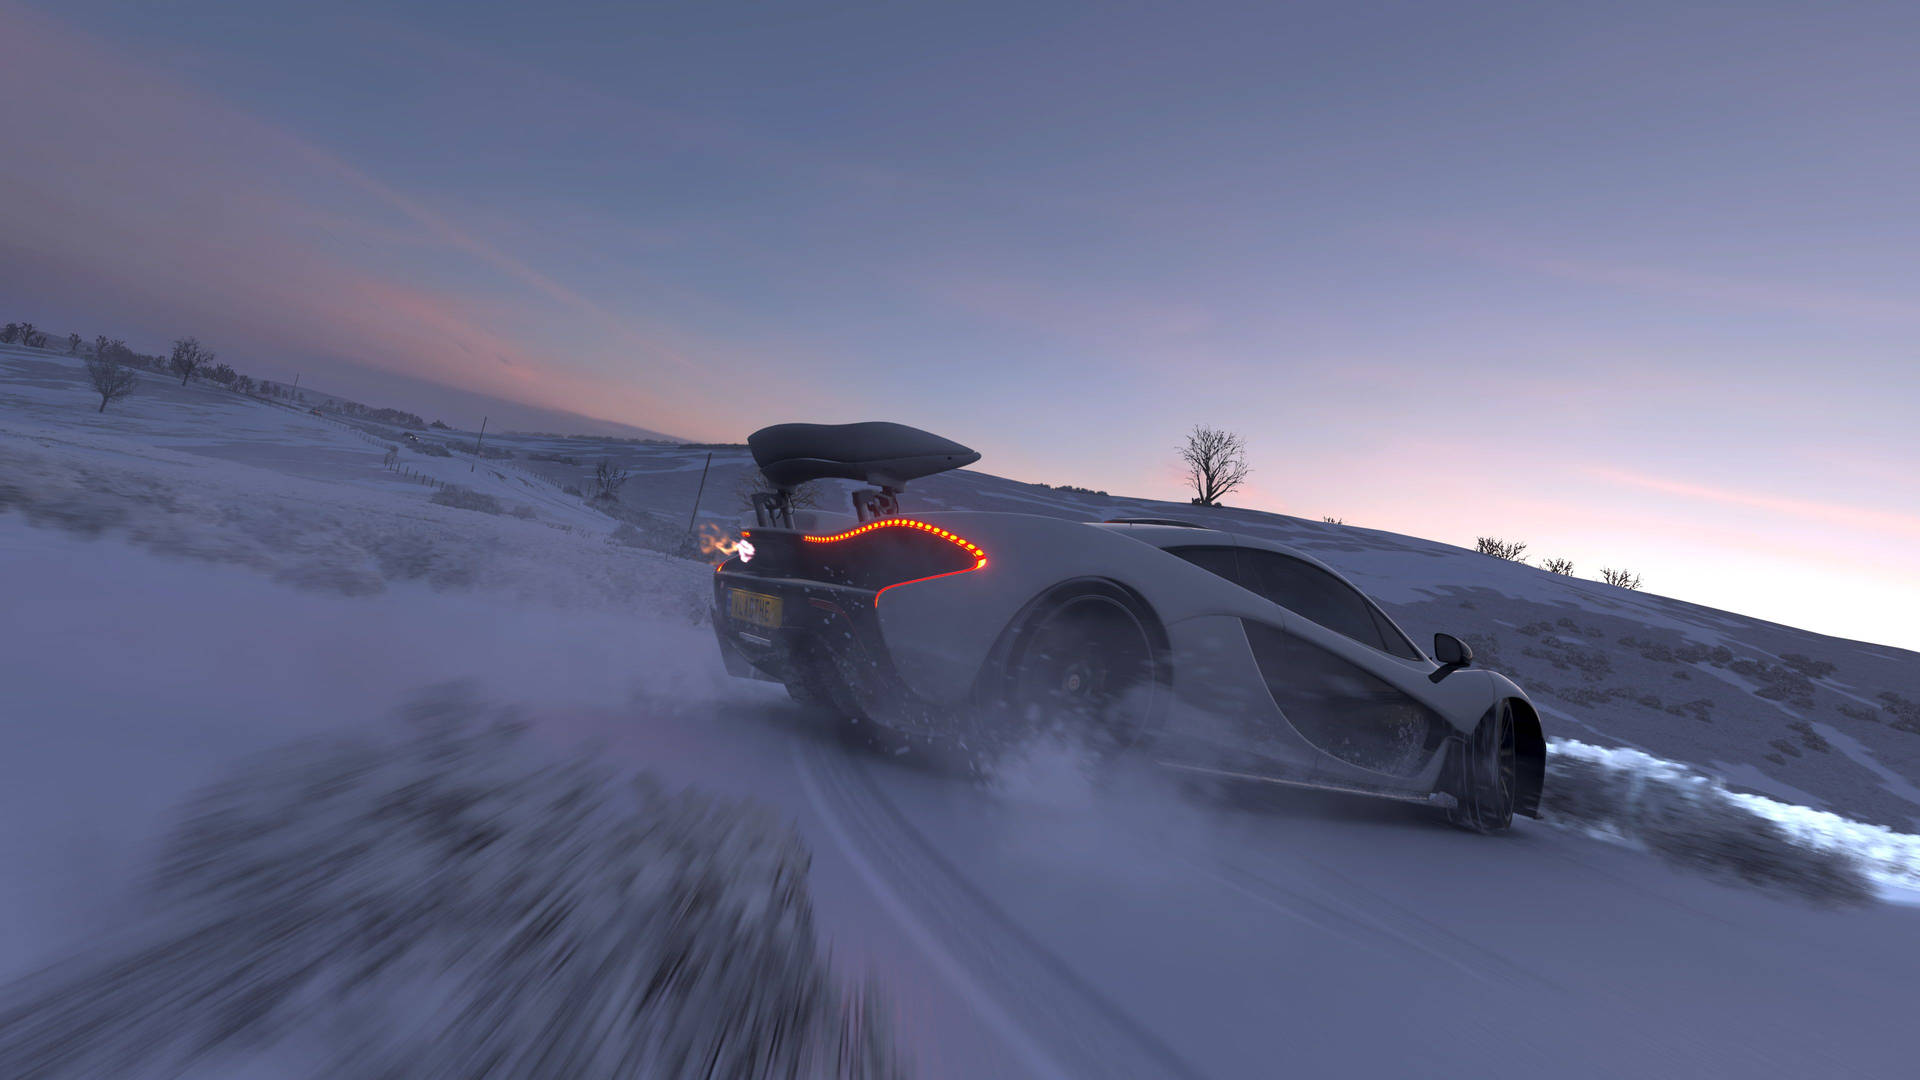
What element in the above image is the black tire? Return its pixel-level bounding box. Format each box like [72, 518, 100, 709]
[1001, 590, 1159, 759]
[1447, 702, 1517, 833]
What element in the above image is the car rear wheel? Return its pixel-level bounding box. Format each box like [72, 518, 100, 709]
[1447, 702, 1517, 833]
[1003, 591, 1158, 758]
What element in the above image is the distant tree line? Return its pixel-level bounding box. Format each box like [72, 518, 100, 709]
[1, 321, 50, 348]
[13, 317, 449, 432]
[324, 398, 429, 430]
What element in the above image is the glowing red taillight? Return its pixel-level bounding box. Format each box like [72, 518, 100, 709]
[801, 518, 987, 604]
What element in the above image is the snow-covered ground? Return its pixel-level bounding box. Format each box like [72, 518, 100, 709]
[5, 342, 1920, 1077]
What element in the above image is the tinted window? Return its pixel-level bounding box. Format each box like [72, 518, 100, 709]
[1243, 621, 1441, 776]
[1368, 605, 1425, 661]
[1237, 550, 1385, 651]
[1166, 545, 1248, 587]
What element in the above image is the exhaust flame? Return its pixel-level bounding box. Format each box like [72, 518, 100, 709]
[698, 522, 743, 560]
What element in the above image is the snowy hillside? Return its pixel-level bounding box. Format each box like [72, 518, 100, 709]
[5, 341, 1920, 1078]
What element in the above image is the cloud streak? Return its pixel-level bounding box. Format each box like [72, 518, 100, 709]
[0, 2, 718, 434]
[1586, 466, 1920, 542]
[1401, 227, 1920, 326]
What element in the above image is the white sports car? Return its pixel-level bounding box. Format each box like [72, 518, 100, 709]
[713, 422, 1544, 831]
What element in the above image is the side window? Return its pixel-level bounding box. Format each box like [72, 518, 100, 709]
[1368, 604, 1425, 661]
[1166, 545, 1248, 587]
[1238, 551, 1386, 651]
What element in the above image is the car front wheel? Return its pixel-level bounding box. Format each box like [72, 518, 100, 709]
[1447, 702, 1517, 833]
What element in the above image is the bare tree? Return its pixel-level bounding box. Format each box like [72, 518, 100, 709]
[233, 374, 255, 395]
[1542, 557, 1576, 576]
[590, 458, 630, 501]
[67, 332, 82, 354]
[1475, 537, 1529, 562]
[169, 338, 213, 385]
[1180, 426, 1250, 507]
[1322, 516, 1345, 525]
[1600, 567, 1643, 590]
[737, 469, 821, 513]
[4, 322, 47, 346]
[207, 362, 238, 387]
[85, 356, 138, 413]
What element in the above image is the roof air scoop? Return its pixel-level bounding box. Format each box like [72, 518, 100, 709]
[747, 422, 980, 527]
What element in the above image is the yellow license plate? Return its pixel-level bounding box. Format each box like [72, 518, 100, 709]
[728, 589, 782, 630]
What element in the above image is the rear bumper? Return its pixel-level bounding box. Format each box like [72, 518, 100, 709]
[712, 572, 922, 720]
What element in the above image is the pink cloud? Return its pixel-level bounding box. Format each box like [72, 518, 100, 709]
[1586, 466, 1920, 541]
[0, 2, 739, 436]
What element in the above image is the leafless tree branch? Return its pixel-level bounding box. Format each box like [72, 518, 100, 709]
[1180, 425, 1250, 507]
[86, 356, 138, 413]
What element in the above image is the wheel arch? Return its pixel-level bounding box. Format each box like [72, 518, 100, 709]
[975, 576, 1174, 712]
[1507, 696, 1546, 819]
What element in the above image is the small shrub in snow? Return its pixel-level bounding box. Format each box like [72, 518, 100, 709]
[2, 321, 48, 347]
[430, 485, 502, 514]
[1877, 692, 1920, 735]
[1474, 536, 1528, 562]
[83, 357, 138, 413]
[1838, 703, 1878, 724]
[1778, 653, 1836, 680]
[1322, 516, 1344, 525]
[591, 458, 630, 501]
[1599, 566, 1643, 589]
[562, 483, 584, 497]
[1541, 557, 1575, 575]
[0, 694, 907, 1079]
[509, 504, 537, 520]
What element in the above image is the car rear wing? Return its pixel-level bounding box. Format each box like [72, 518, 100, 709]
[747, 422, 979, 527]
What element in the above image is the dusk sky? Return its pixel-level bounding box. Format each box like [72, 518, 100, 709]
[3, 1, 1917, 650]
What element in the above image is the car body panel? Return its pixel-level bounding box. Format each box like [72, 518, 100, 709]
[714, 509, 1536, 811]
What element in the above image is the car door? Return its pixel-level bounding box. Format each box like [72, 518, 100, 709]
[1230, 548, 1448, 783]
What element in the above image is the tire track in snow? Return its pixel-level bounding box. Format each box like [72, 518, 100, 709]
[794, 741, 1208, 1080]
[792, 745, 1074, 1080]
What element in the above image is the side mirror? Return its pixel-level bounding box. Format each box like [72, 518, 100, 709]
[1433, 632, 1473, 667]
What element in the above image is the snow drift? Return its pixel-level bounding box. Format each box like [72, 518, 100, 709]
[0, 688, 906, 1080]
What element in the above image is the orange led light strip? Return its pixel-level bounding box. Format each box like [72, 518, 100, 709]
[802, 518, 987, 564]
[801, 518, 988, 604]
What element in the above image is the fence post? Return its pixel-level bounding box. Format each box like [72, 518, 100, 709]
[684, 451, 713, 544]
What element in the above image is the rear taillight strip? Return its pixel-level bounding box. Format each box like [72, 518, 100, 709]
[801, 518, 987, 604]
[800, 518, 988, 567]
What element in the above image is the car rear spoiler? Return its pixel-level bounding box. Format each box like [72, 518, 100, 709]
[747, 422, 979, 527]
